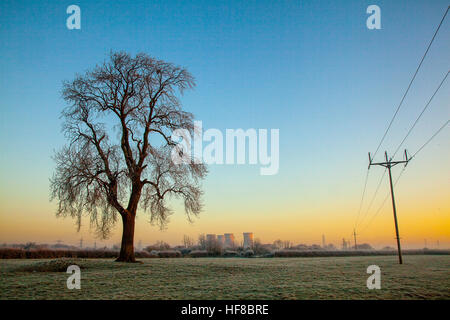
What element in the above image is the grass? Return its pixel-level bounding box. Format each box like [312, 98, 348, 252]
[0, 255, 448, 299]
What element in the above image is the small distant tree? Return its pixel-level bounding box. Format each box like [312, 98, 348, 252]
[294, 243, 308, 251]
[252, 238, 270, 255]
[272, 239, 292, 250]
[182, 235, 194, 248]
[23, 242, 37, 250]
[252, 238, 261, 251]
[356, 243, 373, 250]
[198, 234, 206, 250]
[50, 52, 207, 262]
[154, 240, 171, 250]
[144, 240, 170, 252]
[273, 239, 283, 250]
[282, 240, 292, 249]
[206, 238, 222, 255]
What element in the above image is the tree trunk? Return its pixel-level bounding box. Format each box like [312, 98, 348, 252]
[116, 213, 136, 262]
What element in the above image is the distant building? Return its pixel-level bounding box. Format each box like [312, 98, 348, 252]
[243, 232, 254, 249]
[224, 233, 235, 248]
[217, 235, 224, 247]
[206, 234, 216, 243]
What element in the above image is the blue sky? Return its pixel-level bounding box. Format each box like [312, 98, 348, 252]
[0, 0, 449, 247]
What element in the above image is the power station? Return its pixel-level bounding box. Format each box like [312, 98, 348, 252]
[208, 232, 254, 249]
[243, 233, 254, 249]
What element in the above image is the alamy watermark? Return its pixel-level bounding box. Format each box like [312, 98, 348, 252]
[66, 5, 381, 31]
[366, 265, 381, 289]
[66, 265, 81, 289]
[171, 121, 279, 175]
[366, 5, 381, 30]
[66, 5, 81, 30]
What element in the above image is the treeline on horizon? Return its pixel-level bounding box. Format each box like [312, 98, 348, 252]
[0, 241, 448, 259]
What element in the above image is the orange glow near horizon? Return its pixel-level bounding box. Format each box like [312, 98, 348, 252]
[1, 166, 449, 250]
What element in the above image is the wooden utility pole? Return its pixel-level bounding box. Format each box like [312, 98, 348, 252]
[369, 150, 409, 264]
[353, 229, 357, 250]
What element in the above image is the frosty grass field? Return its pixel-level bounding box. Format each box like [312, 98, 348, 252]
[1, 255, 448, 299]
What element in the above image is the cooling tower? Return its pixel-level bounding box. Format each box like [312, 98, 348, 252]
[224, 233, 235, 248]
[217, 235, 224, 247]
[243, 232, 254, 249]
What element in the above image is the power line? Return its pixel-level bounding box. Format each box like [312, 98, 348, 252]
[359, 119, 449, 234]
[359, 166, 406, 234]
[372, 6, 449, 159]
[411, 119, 449, 159]
[356, 168, 387, 230]
[393, 70, 449, 157]
[353, 6, 449, 249]
[354, 169, 370, 229]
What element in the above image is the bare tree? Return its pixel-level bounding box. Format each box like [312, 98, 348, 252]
[197, 234, 206, 250]
[273, 239, 283, 250]
[252, 238, 267, 255]
[182, 235, 194, 248]
[153, 240, 171, 251]
[282, 240, 292, 249]
[50, 52, 207, 262]
[206, 237, 222, 255]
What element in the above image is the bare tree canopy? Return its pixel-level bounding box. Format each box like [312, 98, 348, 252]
[50, 51, 207, 262]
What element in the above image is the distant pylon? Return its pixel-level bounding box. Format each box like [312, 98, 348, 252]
[342, 238, 348, 250]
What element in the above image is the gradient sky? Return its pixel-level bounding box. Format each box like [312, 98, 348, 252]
[0, 0, 449, 249]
